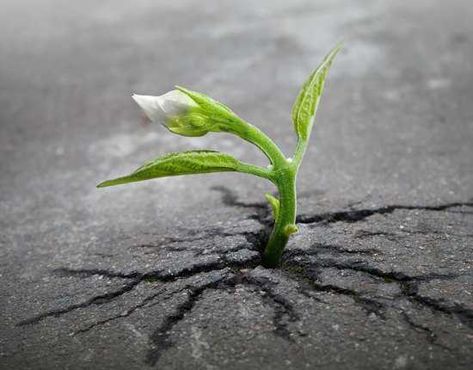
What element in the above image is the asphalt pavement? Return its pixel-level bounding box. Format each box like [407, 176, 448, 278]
[1, 1, 472, 369]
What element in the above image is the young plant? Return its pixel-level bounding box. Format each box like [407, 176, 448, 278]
[98, 45, 341, 267]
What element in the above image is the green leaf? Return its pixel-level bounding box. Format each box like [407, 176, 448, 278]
[265, 193, 280, 220]
[97, 150, 242, 188]
[291, 44, 341, 141]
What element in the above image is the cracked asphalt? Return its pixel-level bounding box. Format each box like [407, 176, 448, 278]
[1, 1, 473, 369]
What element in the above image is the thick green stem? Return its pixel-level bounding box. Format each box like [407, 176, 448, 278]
[262, 167, 298, 267]
[225, 117, 302, 267]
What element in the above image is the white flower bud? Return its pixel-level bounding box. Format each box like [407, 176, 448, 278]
[132, 90, 197, 124]
[132, 87, 247, 137]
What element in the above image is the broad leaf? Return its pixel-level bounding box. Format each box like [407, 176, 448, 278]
[97, 150, 241, 188]
[291, 44, 341, 141]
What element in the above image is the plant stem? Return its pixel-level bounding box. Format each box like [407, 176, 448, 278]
[262, 166, 298, 267]
[232, 118, 304, 267]
[233, 119, 288, 168]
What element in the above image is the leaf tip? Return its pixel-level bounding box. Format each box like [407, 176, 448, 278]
[174, 85, 189, 94]
[323, 42, 343, 66]
[96, 181, 109, 188]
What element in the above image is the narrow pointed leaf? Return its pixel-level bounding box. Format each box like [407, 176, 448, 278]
[97, 150, 242, 188]
[265, 193, 280, 220]
[291, 44, 341, 141]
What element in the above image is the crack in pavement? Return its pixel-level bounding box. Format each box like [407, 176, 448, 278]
[146, 269, 301, 366]
[400, 311, 452, 351]
[17, 278, 142, 326]
[18, 252, 261, 327]
[285, 248, 463, 282]
[296, 201, 473, 224]
[137, 231, 269, 262]
[146, 272, 234, 366]
[281, 263, 386, 318]
[73, 285, 173, 335]
[299, 242, 381, 256]
[146, 287, 209, 366]
[401, 281, 473, 330]
[230, 272, 300, 343]
[15, 191, 473, 365]
[283, 252, 473, 332]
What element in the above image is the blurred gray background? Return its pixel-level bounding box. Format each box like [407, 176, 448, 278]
[1, 1, 472, 369]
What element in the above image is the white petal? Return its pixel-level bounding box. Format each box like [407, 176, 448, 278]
[132, 94, 166, 123]
[132, 90, 197, 124]
[156, 90, 197, 116]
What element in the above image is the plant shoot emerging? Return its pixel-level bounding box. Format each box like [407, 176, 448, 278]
[98, 45, 341, 267]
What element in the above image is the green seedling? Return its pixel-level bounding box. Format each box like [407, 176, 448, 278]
[98, 45, 341, 267]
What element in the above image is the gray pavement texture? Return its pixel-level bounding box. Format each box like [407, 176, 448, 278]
[1, 0, 473, 369]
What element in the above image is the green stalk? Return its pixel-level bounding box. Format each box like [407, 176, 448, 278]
[231, 118, 288, 168]
[261, 135, 309, 267]
[262, 163, 298, 267]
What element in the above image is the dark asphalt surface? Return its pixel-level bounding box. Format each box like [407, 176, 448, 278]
[1, 1, 472, 369]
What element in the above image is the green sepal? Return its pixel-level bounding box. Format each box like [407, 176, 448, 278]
[175, 86, 250, 137]
[265, 193, 280, 220]
[291, 44, 341, 141]
[97, 150, 241, 188]
[166, 112, 210, 137]
[175, 86, 235, 116]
